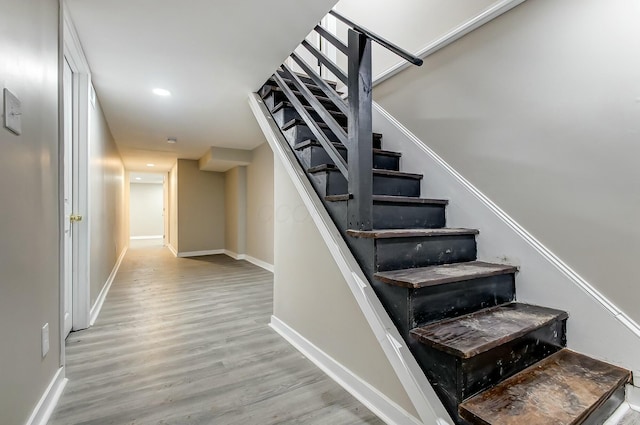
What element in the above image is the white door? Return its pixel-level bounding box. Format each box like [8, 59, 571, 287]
[63, 58, 74, 338]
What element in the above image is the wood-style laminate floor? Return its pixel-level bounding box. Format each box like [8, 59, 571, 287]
[50, 243, 384, 425]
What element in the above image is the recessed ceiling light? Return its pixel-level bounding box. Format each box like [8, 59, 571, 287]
[152, 88, 171, 96]
[167, 137, 177, 144]
[146, 163, 155, 167]
[135, 177, 142, 181]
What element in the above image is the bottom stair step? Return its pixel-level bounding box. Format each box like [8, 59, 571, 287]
[459, 348, 631, 425]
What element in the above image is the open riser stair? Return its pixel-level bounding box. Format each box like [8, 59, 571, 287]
[256, 12, 632, 425]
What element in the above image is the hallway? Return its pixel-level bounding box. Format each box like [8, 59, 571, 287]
[50, 244, 383, 424]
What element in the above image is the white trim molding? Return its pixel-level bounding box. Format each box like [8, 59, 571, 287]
[372, 0, 527, 85]
[271, 316, 422, 425]
[177, 249, 225, 258]
[167, 244, 178, 257]
[224, 249, 244, 260]
[224, 250, 275, 273]
[90, 247, 127, 326]
[372, 101, 640, 373]
[63, 5, 93, 333]
[250, 93, 454, 425]
[25, 367, 67, 425]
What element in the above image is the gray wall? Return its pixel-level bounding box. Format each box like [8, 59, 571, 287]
[168, 162, 178, 251]
[374, 0, 640, 322]
[176, 159, 225, 253]
[334, 0, 496, 79]
[130, 183, 164, 238]
[246, 142, 274, 265]
[273, 159, 418, 418]
[0, 0, 61, 423]
[224, 166, 247, 256]
[89, 97, 126, 306]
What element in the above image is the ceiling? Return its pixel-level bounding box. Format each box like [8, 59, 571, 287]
[66, 0, 337, 172]
[130, 172, 165, 184]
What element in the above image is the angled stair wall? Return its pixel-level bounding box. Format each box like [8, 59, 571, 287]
[251, 10, 637, 424]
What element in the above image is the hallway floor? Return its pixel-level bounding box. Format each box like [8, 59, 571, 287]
[50, 244, 383, 424]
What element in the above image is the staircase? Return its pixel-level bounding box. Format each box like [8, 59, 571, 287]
[257, 11, 632, 425]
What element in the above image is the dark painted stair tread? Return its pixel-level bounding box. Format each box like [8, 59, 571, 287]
[326, 194, 448, 205]
[375, 261, 518, 289]
[459, 349, 631, 425]
[295, 139, 401, 158]
[282, 119, 383, 142]
[264, 86, 339, 107]
[272, 101, 345, 120]
[411, 303, 568, 358]
[347, 227, 478, 239]
[308, 164, 421, 180]
[272, 71, 338, 88]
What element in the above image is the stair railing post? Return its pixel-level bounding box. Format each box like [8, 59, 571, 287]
[347, 29, 373, 231]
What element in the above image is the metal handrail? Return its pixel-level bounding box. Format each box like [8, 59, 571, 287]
[329, 9, 423, 66]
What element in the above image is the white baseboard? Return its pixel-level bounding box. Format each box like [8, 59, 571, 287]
[25, 367, 67, 425]
[129, 235, 163, 240]
[90, 247, 127, 326]
[270, 316, 422, 425]
[244, 255, 274, 272]
[177, 249, 225, 258]
[224, 249, 245, 260]
[167, 244, 178, 257]
[628, 385, 640, 410]
[224, 250, 274, 273]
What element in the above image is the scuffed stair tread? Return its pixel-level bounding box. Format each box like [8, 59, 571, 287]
[325, 194, 448, 205]
[375, 261, 517, 289]
[347, 227, 478, 239]
[308, 164, 421, 180]
[410, 303, 567, 358]
[459, 349, 631, 425]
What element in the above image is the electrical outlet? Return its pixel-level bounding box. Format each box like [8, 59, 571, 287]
[41, 323, 49, 358]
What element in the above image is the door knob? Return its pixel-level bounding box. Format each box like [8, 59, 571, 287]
[70, 214, 83, 222]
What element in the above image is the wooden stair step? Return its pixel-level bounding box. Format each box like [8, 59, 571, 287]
[282, 118, 383, 141]
[375, 261, 517, 289]
[325, 194, 448, 205]
[308, 164, 421, 180]
[347, 227, 477, 239]
[459, 349, 631, 425]
[272, 101, 345, 120]
[295, 139, 401, 158]
[410, 303, 567, 358]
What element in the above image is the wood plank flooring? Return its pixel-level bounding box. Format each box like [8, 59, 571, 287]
[50, 243, 383, 425]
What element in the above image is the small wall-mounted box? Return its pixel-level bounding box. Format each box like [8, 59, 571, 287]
[3, 88, 22, 135]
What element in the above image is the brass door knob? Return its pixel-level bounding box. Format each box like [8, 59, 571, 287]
[70, 214, 83, 222]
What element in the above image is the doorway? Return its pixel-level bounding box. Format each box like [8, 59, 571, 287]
[129, 172, 166, 247]
[62, 58, 74, 338]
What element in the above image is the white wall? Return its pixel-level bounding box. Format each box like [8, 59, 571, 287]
[224, 166, 247, 256]
[176, 159, 225, 254]
[246, 142, 274, 265]
[333, 0, 498, 79]
[373, 0, 640, 324]
[0, 1, 62, 423]
[89, 97, 127, 307]
[273, 158, 418, 419]
[130, 183, 164, 238]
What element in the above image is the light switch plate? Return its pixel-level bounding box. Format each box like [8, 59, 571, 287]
[41, 323, 49, 358]
[3, 88, 22, 135]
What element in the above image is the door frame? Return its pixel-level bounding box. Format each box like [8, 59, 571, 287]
[61, 6, 92, 344]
